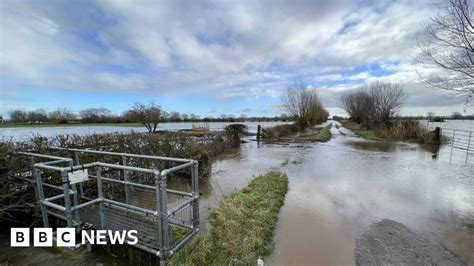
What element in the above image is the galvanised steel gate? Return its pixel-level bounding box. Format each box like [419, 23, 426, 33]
[440, 127, 473, 165]
[19, 147, 200, 265]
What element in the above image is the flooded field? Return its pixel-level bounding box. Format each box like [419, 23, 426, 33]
[0, 121, 290, 142]
[1, 121, 473, 265]
[424, 119, 474, 131]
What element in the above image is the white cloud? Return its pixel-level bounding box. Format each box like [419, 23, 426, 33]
[1, 0, 467, 115]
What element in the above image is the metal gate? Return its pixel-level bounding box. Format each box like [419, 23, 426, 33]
[19, 147, 200, 264]
[440, 127, 473, 165]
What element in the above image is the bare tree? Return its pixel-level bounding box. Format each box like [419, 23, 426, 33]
[80, 108, 113, 123]
[369, 81, 407, 126]
[125, 102, 162, 132]
[48, 108, 76, 123]
[283, 82, 328, 127]
[27, 109, 48, 122]
[418, 0, 474, 100]
[339, 90, 374, 126]
[9, 110, 28, 123]
[339, 81, 406, 128]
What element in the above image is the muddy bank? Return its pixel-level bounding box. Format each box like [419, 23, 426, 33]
[355, 219, 464, 265]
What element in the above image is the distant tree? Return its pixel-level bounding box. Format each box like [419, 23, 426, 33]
[80, 108, 113, 123]
[427, 112, 435, 121]
[283, 82, 328, 127]
[452, 111, 463, 119]
[181, 113, 189, 121]
[9, 110, 28, 123]
[27, 109, 48, 122]
[169, 112, 182, 122]
[189, 114, 200, 121]
[418, 0, 474, 101]
[49, 108, 76, 123]
[161, 111, 170, 122]
[125, 102, 162, 132]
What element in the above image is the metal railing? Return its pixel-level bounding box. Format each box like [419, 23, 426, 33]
[440, 128, 473, 165]
[19, 148, 200, 265]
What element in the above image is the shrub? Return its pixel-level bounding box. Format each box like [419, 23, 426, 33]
[262, 123, 300, 139]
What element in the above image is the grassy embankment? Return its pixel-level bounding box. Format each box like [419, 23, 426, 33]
[0, 122, 142, 128]
[171, 172, 289, 265]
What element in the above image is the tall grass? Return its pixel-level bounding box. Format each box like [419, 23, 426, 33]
[342, 120, 439, 144]
[171, 172, 288, 265]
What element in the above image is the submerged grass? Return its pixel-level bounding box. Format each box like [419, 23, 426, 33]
[171, 172, 289, 265]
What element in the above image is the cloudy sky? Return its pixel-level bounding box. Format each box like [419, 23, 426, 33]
[0, 0, 471, 117]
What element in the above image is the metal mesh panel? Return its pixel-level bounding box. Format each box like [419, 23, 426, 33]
[104, 204, 161, 249]
[129, 186, 157, 209]
[169, 202, 193, 229]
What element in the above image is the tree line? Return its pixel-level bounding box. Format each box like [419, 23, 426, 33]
[5, 106, 289, 124]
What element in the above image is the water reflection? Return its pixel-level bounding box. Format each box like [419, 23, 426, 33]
[1, 121, 472, 265]
[267, 123, 473, 265]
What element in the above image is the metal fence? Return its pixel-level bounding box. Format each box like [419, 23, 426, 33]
[19, 147, 200, 265]
[440, 127, 473, 165]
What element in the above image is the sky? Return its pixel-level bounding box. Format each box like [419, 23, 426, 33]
[0, 0, 472, 118]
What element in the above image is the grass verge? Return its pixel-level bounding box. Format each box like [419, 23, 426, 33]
[307, 125, 332, 142]
[171, 172, 289, 265]
[341, 121, 379, 140]
[351, 129, 379, 140]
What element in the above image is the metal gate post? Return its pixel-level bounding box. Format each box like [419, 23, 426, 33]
[155, 169, 170, 265]
[122, 156, 130, 204]
[30, 157, 40, 203]
[33, 167, 49, 227]
[61, 170, 74, 227]
[68, 161, 81, 224]
[191, 162, 200, 229]
[96, 167, 106, 229]
[74, 152, 85, 197]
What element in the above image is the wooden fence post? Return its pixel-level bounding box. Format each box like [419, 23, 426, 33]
[257, 125, 261, 141]
[434, 127, 441, 145]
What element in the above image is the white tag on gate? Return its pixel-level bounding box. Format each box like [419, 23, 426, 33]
[68, 169, 89, 184]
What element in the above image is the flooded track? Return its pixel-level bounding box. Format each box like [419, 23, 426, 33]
[1, 121, 473, 265]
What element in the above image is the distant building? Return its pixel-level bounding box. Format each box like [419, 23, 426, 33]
[0, 116, 4, 124]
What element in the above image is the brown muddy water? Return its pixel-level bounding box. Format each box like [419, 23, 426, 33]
[1, 121, 473, 265]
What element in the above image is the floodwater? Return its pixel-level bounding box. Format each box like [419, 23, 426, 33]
[1, 120, 473, 265]
[0, 121, 290, 141]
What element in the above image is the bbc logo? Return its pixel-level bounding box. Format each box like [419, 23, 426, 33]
[11, 228, 76, 247]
